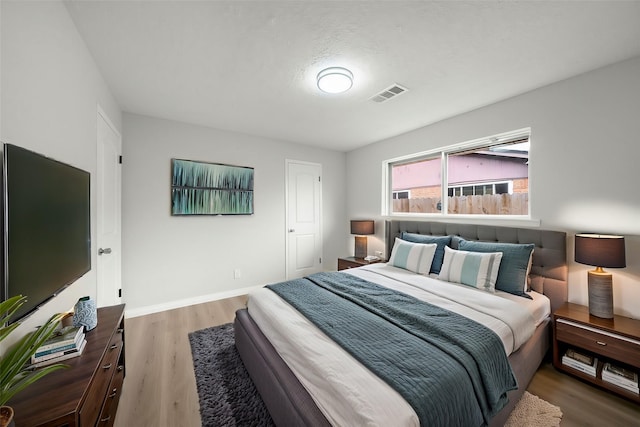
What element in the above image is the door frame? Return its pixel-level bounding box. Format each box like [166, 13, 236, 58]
[285, 159, 323, 280]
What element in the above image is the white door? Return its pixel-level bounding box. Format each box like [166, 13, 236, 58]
[96, 107, 122, 307]
[286, 160, 322, 279]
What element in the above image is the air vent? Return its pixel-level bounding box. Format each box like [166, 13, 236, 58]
[370, 84, 408, 103]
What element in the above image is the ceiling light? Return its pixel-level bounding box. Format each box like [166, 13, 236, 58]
[317, 67, 353, 94]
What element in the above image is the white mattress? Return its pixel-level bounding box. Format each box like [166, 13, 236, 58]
[247, 264, 551, 427]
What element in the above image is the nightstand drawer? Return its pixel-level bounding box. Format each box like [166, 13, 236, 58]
[556, 319, 640, 368]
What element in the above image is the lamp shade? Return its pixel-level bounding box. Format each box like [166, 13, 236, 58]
[350, 220, 374, 235]
[575, 234, 626, 268]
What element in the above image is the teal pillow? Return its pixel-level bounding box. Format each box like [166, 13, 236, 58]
[401, 232, 451, 274]
[458, 240, 534, 299]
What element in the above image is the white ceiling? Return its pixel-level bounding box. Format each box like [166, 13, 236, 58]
[65, 1, 640, 152]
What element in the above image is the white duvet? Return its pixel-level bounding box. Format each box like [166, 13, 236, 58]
[247, 263, 550, 427]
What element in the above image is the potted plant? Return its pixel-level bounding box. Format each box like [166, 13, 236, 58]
[0, 295, 67, 427]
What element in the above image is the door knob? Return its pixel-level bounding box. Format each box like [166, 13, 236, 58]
[288, 229, 295, 233]
[98, 247, 112, 255]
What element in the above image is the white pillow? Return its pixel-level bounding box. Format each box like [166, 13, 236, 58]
[438, 246, 503, 292]
[387, 238, 437, 275]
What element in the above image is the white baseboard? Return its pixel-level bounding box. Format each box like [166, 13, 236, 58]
[123, 285, 264, 319]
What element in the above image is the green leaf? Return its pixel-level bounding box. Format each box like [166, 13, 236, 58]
[0, 297, 69, 406]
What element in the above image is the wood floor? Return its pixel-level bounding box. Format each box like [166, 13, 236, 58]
[114, 297, 640, 427]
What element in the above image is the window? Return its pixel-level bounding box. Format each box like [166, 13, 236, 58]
[448, 181, 512, 197]
[385, 129, 530, 217]
[392, 190, 410, 199]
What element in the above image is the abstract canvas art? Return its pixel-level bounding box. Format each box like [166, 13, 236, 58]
[171, 159, 254, 215]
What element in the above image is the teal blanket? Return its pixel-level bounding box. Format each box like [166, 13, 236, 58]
[267, 271, 516, 427]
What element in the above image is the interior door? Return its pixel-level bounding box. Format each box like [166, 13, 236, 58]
[286, 160, 322, 279]
[96, 107, 122, 307]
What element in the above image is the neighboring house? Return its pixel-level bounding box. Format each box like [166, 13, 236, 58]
[393, 152, 529, 200]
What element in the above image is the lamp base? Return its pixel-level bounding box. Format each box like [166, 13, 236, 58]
[354, 236, 368, 259]
[587, 270, 613, 319]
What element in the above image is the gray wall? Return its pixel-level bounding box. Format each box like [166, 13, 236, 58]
[122, 114, 346, 316]
[346, 56, 640, 319]
[0, 1, 121, 345]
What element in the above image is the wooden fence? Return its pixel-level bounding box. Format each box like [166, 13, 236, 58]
[392, 193, 528, 215]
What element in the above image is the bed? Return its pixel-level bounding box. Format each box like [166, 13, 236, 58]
[234, 220, 568, 426]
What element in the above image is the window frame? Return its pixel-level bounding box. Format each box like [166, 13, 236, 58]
[382, 128, 535, 223]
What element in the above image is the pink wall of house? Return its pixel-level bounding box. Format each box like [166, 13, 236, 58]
[392, 154, 528, 190]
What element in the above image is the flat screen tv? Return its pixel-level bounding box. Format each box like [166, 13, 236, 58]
[2, 144, 91, 322]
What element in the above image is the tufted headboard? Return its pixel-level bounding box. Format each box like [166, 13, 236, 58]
[385, 220, 568, 312]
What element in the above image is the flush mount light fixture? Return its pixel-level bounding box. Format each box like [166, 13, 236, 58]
[316, 67, 353, 94]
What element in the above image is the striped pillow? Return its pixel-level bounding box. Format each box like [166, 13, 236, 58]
[438, 246, 503, 292]
[388, 238, 437, 275]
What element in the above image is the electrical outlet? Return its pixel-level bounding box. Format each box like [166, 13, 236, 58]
[234, 269, 242, 279]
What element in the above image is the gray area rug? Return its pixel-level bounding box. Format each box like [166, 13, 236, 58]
[189, 323, 562, 427]
[188, 323, 275, 427]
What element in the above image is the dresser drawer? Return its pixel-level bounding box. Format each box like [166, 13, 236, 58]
[79, 330, 124, 426]
[96, 364, 125, 427]
[556, 319, 640, 368]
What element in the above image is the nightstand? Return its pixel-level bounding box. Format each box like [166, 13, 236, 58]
[337, 257, 383, 271]
[553, 302, 640, 403]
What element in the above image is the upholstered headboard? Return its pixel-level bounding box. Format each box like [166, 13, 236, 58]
[385, 220, 568, 312]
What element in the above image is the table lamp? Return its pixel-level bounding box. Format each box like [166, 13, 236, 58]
[574, 233, 626, 319]
[350, 220, 374, 258]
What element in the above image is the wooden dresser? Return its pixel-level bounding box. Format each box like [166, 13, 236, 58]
[10, 304, 126, 427]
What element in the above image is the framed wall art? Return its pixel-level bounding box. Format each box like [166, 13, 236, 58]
[171, 158, 254, 215]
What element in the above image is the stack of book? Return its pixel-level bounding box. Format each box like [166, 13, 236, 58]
[31, 325, 86, 368]
[602, 362, 639, 395]
[562, 348, 597, 376]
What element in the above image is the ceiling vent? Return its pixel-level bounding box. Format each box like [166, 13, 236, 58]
[370, 84, 408, 103]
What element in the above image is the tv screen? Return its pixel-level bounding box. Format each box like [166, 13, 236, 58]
[2, 144, 91, 322]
